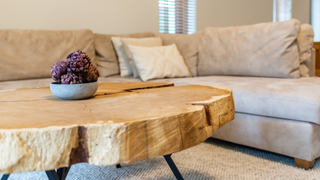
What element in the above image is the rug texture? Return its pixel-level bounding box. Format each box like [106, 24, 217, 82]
[2, 138, 320, 180]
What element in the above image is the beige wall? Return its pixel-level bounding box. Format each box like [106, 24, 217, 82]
[292, 0, 310, 24]
[0, 0, 312, 34]
[197, 0, 311, 30]
[196, 0, 273, 30]
[0, 0, 159, 34]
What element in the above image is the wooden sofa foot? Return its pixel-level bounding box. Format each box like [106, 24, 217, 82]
[294, 158, 315, 170]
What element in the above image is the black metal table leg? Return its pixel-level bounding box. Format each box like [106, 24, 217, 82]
[2, 168, 70, 180]
[46, 167, 70, 180]
[46, 170, 60, 180]
[56, 169, 62, 179]
[56, 167, 70, 180]
[116, 164, 121, 168]
[164, 154, 184, 180]
[1, 174, 10, 180]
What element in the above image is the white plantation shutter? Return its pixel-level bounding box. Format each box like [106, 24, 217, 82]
[311, 0, 320, 42]
[273, 0, 292, 22]
[159, 0, 196, 34]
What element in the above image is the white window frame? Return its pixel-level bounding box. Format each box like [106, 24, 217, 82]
[159, 0, 196, 34]
[273, 0, 292, 22]
[311, 0, 320, 42]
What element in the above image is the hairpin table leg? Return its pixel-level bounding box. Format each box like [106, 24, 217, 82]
[46, 167, 70, 180]
[163, 154, 184, 180]
[46, 170, 60, 180]
[56, 167, 70, 180]
[1, 174, 10, 180]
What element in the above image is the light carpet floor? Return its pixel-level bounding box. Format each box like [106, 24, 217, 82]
[2, 138, 320, 180]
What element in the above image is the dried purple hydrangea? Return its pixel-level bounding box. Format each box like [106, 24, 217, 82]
[50, 61, 67, 83]
[50, 49, 99, 84]
[66, 49, 91, 74]
[85, 64, 99, 82]
[61, 72, 86, 84]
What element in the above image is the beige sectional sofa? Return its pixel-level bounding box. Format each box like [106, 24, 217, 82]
[0, 19, 318, 169]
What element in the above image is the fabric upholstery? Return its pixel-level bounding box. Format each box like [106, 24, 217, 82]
[111, 37, 133, 77]
[212, 113, 320, 161]
[198, 19, 301, 78]
[0, 29, 95, 82]
[93, 32, 154, 77]
[97, 75, 142, 83]
[128, 44, 192, 81]
[0, 76, 141, 91]
[121, 37, 162, 78]
[150, 76, 320, 125]
[155, 32, 202, 77]
[297, 24, 315, 77]
[310, 48, 316, 76]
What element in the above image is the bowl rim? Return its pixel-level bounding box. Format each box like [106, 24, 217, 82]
[50, 81, 98, 85]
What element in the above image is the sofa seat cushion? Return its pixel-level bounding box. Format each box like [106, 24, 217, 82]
[0, 76, 141, 91]
[150, 76, 320, 125]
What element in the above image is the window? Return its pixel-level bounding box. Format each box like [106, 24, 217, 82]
[311, 0, 320, 42]
[159, 0, 196, 34]
[273, 0, 292, 22]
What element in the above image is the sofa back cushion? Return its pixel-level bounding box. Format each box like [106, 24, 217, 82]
[94, 32, 154, 77]
[198, 19, 301, 78]
[297, 24, 314, 77]
[0, 29, 95, 82]
[155, 32, 202, 77]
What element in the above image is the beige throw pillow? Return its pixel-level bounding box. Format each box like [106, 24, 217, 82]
[155, 32, 202, 77]
[128, 44, 192, 81]
[121, 37, 162, 78]
[198, 19, 301, 78]
[94, 32, 154, 77]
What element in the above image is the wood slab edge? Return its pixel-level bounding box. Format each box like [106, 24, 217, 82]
[0, 83, 235, 174]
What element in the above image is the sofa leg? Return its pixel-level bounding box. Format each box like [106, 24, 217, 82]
[294, 158, 315, 170]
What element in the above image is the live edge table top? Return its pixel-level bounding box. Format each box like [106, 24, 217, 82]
[0, 82, 234, 174]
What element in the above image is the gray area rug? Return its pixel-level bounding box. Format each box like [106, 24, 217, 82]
[2, 138, 320, 180]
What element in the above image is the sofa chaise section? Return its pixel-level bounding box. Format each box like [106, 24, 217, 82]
[149, 19, 317, 170]
[151, 74, 320, 169]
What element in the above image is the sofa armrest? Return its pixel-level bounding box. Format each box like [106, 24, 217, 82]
[308, 48, 316, 77]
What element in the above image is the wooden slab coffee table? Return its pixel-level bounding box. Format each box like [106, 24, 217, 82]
[0, 82, 234, 180]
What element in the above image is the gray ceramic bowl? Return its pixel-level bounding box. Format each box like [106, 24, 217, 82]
[50, 82, 98, 100]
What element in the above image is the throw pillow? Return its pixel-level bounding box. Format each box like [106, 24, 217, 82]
[198, 19, 301, 78]
[155, 31, 202, 77]
[121, 37, 162, 78]
[111, 37, 133, 77]
[93, 32, 154, 77]
[128, 44, 192, 81]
